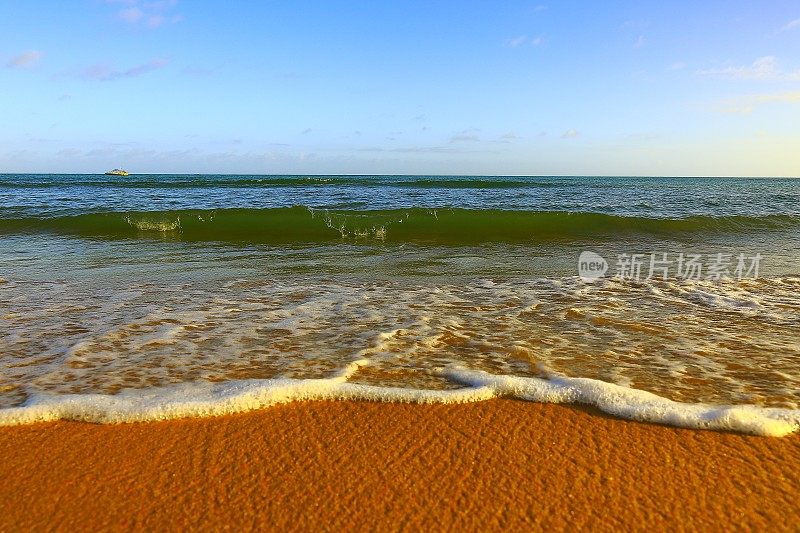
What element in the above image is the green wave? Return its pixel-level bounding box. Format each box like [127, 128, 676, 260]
[0, 207, 796, 244]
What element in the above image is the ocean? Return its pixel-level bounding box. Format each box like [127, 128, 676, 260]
[1, 175, 799, 435]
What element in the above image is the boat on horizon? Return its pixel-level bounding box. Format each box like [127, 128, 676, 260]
[104, 169, 129, 176]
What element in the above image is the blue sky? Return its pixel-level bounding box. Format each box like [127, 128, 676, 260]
[1, 0, 799, 175]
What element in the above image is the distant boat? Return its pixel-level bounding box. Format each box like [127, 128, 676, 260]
[105, 169, 129, 176]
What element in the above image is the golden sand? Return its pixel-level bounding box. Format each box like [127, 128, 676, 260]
[1, 400, 798, 531]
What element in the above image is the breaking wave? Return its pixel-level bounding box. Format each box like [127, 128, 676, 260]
[1, 207, 797, 244]
[1, 362, 798, 436]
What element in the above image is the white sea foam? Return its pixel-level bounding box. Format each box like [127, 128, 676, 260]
[1, 362, 798, 437]
[3, 277, 799, 431]
[0, 362, 495, 427]
[125, 216, 182, 232]
[444, 368, 800, 437]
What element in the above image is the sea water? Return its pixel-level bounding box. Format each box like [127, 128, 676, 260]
[1, 175, 799, 435]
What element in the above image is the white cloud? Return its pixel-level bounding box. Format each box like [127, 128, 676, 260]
[147, 14, 167, 28]
[112, 0, 180, 29]
[6, 50, 43, 69]
[633, 35, 645, 49]
[669, 61, 687, 71]
[698, 56, 800, 81]
[449, 129, 481, 142]
[778, 18, 800, 33]
[63, 58, 169, 81]
[505, 35, 528, 48]
[716, 91, 800, 114]
[505, 35, 544, 48]
[561, 129, 580, 139]
[119, 7, 143, 23]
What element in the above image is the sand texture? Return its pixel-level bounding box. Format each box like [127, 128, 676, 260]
[1, 400, 798, 531]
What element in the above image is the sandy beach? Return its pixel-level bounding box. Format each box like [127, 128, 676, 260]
[1, 400, 798, 531]
[5, 1, 800, 531]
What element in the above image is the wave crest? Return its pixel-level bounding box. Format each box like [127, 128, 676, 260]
[2, 207, 797, 244]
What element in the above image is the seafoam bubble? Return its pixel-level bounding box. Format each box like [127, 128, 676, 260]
[3, 276, 800, 413]
[1, 364, 798, 437]
[124, 216, 182, 232]
[444, 368, 800, 437]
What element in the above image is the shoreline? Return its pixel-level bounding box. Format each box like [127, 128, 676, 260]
[1, 399, 798, 531]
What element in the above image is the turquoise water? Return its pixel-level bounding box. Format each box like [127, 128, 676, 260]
[3, 174, 800, 218]
[1, 175, 799, 433]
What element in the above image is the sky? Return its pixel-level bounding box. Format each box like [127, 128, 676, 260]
[1, 0, 799, 176]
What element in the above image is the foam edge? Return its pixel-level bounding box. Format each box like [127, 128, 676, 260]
[0, 365, 798, 437]
[444, 367, 800, 437]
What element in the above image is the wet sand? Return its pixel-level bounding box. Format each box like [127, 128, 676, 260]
[1, 400, 798, 531]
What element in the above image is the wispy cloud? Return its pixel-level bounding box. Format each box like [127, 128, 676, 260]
[561, 129, 580, 139]
[504, 35, 544, 48]
[109, 0, 181, 29]
[716, 91, 800, 114]
[698, 56, 800, 81]
[450, 129, 481, 142]
[6, 50, 43, 69]
[633, 35, 645, 49]
[62, 58, 169, 81]
[505, 35, 528, 48]
[450, 133, 480, 142]
[119, 6, 143, 23]
[777, 18, 800, 33]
